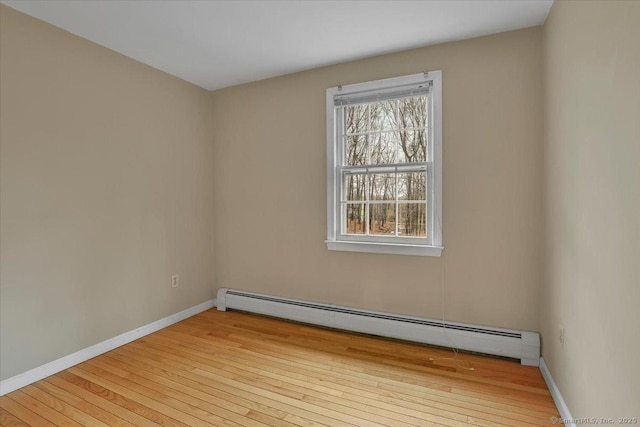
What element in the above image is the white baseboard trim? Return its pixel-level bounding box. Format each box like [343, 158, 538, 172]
[540, 356, 575, 427]
[0, 298, 217, 396]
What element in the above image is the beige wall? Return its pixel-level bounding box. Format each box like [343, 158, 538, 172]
[0, 5, 214, 380]
[212, 27, 543, 331]
[541, 0, 640, 417]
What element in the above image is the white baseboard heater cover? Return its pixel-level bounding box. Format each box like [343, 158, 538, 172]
[216, 288, 540, 366]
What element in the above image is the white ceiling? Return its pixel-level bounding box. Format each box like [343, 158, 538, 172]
[2, 0, 553, 91]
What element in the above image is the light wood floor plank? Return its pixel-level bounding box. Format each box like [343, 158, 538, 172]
[192, 313, 547, 386]
[103, 351, 292, 424]
[20, 385, 109, 427]
[5, 391, 82, 427]
[196, 322, 548, 412]
[107, 348, 326, 427]
[1, 309, 559, 426]
[0, 407, 30, 427]
[111, 345, 365, 426]
[45, 374, 169, 427]
[144, 326, 548, 424]
[197, 311, 546, 383]
[0, 396, 57, 427]
[33, 381, 134, 427]
[131, 335, 487, 426]
[84, 356, 278, 427]
[148, 326, 555, 414]
[193, 316, 549, 391]
[68, 365, 236, 427]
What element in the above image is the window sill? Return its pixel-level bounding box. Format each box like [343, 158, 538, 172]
[325, 240, 443, 257]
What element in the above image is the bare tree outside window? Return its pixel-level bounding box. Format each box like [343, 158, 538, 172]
[342, 96, 428, 238]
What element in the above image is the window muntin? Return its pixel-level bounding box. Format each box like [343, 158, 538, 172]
[326, 71, 442, 255]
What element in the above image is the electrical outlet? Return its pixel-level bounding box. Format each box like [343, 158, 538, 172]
[559, 325, 565, 347]
[171, 275, 179, 288]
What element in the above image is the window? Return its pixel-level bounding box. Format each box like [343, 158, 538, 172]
[326, 71, 443, 256]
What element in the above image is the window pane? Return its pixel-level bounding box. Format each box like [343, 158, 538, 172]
[345, 135, 367, 165]
[369, 174, 395, 201]
[370, 100, 396, 133]
[398, 203, 427, 237]
[369, 203, 395, 235]
[344, 203, 366, 234]
[398, 172, 426, 201]
[343, 173, 365, 201]
[397, 96, 427, 129]
[369, 131, 398, 164]
[345, 104, 368, 135]
[397, 130, 426, 162]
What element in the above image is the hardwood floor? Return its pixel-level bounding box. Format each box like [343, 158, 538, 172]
[1, 309, 559, 426]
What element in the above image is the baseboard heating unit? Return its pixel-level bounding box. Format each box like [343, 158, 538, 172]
[216, 288, 540, 366]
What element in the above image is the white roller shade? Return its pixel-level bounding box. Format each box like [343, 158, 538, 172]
[334, 80, 432, 106]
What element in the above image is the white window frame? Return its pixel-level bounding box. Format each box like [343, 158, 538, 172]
[325, 71, 443, 257]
